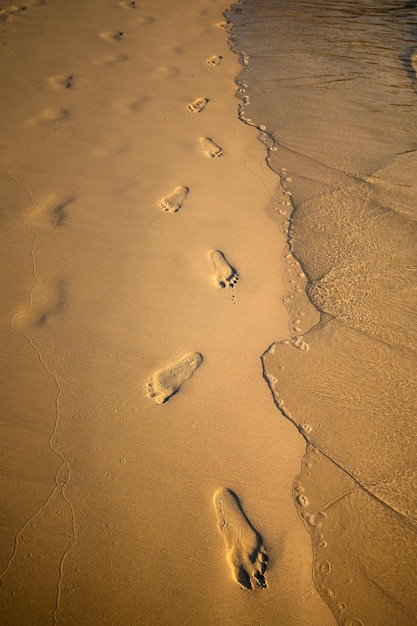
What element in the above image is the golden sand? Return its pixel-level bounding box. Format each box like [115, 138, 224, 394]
[0, 0, 335, 623]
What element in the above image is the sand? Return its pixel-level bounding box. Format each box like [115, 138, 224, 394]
[0, 0, 335, 624]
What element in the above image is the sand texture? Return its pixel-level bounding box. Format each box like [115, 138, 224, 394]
[231, 2, 417, 623]
[0, 0, 334, 624]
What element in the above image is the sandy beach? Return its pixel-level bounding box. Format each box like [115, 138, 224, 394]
[0, 0, 336, 624]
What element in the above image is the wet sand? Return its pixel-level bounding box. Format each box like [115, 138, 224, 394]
[0, 0, 334, 624]
[229, 1, 417, 623]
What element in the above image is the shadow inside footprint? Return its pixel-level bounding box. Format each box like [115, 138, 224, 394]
[146, 352, 203, 404]
[159, 185, 189, 213]
[50, 196, 75, 227]
[200, 137, 223, 158]
[208, 250, 239, 288]
[29, 194, 75, 228]
[213, 487, 268, 590]
[206, 55, 223, 68]
[187, 97, 209, 113]
[48, 74, 75, 90]
[35, 279, 67, 327]
[100, 31, 125, 42]
[119, 0, 137, 8]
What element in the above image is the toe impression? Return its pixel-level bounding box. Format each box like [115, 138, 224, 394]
[213, 487, 268, 590]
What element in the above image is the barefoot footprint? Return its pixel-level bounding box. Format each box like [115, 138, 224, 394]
[27, 106, 69, 127]
[159, 185, 189, 213]
[0, 0, 45, 20]
[187, 97, 209, 113]
[48, 74, 75, 90]
[208, 250, 239, 288]
[146, 352, 203, 404]
[216, 21, 231, 30]
[100, 31, 125, 42]
[200, 137, 223, 158]
[213, 488, 268, 590]
[206, 55, 222, 68]
[29, 194, 75, 228]
[118, 0, 137, 8]
[14, 277, 67, 330]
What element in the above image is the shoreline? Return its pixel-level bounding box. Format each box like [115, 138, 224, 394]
[230, 2, 417, 623]
[0, 1, 335, 624]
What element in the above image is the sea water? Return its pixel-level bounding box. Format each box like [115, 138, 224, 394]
[227, 1, 417, 624]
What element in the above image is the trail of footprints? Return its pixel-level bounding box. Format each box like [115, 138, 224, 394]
[148, 35, 270, 592]
[24, 3, 267, 592]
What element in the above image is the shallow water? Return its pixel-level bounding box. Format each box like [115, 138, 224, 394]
[228, 1, 417, 623]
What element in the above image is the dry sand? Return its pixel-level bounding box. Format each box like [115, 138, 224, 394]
[0, 0, 335, 623]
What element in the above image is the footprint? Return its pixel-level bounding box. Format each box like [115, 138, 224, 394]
[48, 74, 75, 90]
[26, 106, 69, 127]
[216, 21, 231, 30]
[35, 279, 66, 326]
[29, 194, 75, 228]
[200, 137, 223, 158]
[49, 197, 74, 227]
[146, 352, 203, 404]
[100, 31, 125, 42]
[118, 0, 137, 8]
[0, 0, 45, 20]
[41, 107, 69, 123]
[159, 185, 189, 213]
[213, 488, 268, 590]
[187, 97, 209, 113]
[14, 278, 67, 331]
[208, 250, 239, 288]
[206, 55, 222, 68]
